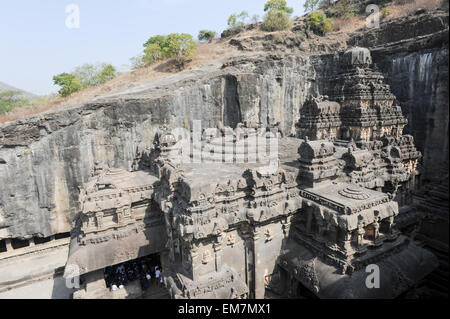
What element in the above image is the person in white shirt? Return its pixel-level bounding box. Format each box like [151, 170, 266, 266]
[155, 266, 164, 287]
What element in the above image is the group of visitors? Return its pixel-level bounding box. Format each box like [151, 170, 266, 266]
[104, 255, 163, 292]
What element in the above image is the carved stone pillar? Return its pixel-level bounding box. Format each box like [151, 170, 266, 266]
[356, 223, 365, 247]
[4, 238, 12, 251]
[96, 212, 104, 229]
[213, 235, 223, 272]
[305, 204, 313, 233]
[342, 231, 354, 254]
[316, 218, 327, 243]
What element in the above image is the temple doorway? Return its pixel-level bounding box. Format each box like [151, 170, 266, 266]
[103, 252, 169, 299]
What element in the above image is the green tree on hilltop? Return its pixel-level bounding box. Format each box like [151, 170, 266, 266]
[304, 0, 320, 12]
[198, 30, 217, 42]
[73, 63, 117, 88]
[165, 33, 197, 65]
[142, 33, 197, 68]
[227, 11, 249, 27]
[53, 73, 82, 97]
[264, 0, 294, 14]
[95, 64, 117, 84]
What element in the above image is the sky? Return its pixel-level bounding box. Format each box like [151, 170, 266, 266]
[0, 0, 306, 95]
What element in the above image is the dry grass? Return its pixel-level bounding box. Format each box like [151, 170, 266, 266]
[383, 0, 444, 20]
[332, 16, 366, 33]
[0, 41, 239, 125]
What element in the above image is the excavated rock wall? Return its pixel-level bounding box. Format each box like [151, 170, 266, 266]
[0, 54, 317, 240]
[0, 11, 448, 242]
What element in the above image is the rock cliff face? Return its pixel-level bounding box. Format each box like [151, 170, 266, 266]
[0, 11, 448, 242]
[0, 54, 317, 239]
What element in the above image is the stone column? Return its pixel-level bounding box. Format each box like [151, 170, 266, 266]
[213, 236, 223, 272]
[305, 204, 313, 233]
[356, 223, 365, 247]
[252, 227, 267, 300]
[4, 239, 12, 252]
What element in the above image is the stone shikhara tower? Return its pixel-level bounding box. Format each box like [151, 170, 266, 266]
[65, 48, 438, 299]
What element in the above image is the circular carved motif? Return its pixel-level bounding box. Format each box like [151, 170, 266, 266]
[338, 186, 370, 200]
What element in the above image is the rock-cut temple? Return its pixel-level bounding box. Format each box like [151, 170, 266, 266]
[63, 47, 438, 299]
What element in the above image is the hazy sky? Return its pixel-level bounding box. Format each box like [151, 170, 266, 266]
[0, 0, 306, 95]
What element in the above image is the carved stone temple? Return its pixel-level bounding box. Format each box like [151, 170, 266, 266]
[63, 48, 438, 299]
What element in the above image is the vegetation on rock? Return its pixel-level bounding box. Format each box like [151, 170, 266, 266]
[306, 10, 332, 35]
[198, 30, 217, 42]
[320, 0, 358, 19]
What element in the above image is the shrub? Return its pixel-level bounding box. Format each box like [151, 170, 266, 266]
[261, 9, 293, 31]
[221, 25, 247, 38]
[0, 91, 27, 114]
[53, 73, 82, 97]
[306, 10, 332, 35]
[264, 0, 294, 14]
[198, 30, 217, 42]
[319, 0, 359, 19]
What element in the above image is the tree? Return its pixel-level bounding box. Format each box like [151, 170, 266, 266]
[227, 11, 249, 27]
[143, 42, 165, 65]
[262, 9, 293, 31]
[164, 33, 197, 65]
[143, 35, 167, 49]
[142, 33, 197, 68]
[264, 0, 294, 14]
[72, 64, 97, 87]
[198, 30, 217, 42]
[0, 91, 27, 114]
[251, 14, 261, 23]
[304, 0, 320, 12]
[53, 73, 82, 97]
[130, 55, 146, 70]
[95, 64, 116, 84]
[72, 63, 117, 87]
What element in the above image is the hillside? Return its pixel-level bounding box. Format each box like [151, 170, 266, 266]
[0, 0, 447, 125]
[0, 81, 37, 99]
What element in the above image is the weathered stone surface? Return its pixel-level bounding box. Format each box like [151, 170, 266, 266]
[0, 10, 448, 299]
[0, 54, 316, 240]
